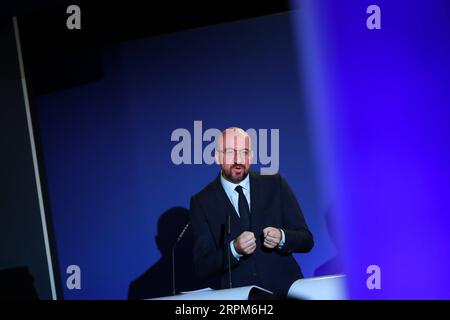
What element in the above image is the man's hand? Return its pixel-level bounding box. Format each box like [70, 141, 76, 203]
[262, 227, 281, 249]
[233, 231, 256, 255]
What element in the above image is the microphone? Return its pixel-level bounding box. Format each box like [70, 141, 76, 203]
[172, 222, 190, 296]
[226, 215, 232, 289]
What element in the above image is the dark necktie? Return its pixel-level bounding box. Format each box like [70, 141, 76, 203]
[235, 185, 251, 229]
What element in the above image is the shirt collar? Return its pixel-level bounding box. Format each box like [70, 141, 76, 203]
[220, 171, 250, 194]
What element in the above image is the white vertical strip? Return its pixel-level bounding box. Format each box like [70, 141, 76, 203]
[12, 16, 58, 300]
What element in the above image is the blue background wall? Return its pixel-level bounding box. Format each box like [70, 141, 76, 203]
[35, 12, 335, 299]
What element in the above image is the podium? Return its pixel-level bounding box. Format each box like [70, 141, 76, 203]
[150, 286, 274, 300]
[287, 274, 347, 300]
[150, 274, 347, 300]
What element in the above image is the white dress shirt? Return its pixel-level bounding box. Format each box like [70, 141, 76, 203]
[220, 172, 251, 216]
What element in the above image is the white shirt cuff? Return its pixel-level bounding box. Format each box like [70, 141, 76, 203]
[278, 229, 286, 249]
[230, 240, 243, 260]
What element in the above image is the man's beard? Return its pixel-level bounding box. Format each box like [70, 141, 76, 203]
[222, 164, 249, 183]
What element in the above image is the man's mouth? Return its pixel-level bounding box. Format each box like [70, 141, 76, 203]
[232, 165, 243, 174]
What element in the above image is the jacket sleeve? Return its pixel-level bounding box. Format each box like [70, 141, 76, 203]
[189, 195, 239, 279]
[278, 175, 314, 254]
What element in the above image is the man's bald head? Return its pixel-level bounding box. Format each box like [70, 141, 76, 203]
[216, 127, 252, 151]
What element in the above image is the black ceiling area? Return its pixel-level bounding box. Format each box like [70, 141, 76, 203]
[1, 0, 292, 95]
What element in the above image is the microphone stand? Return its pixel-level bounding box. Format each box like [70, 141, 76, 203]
[172, 222, 190, 296]
[226, 215, 232, 288]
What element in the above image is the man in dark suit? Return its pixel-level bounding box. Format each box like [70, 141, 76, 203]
[189, 127, 314, 295]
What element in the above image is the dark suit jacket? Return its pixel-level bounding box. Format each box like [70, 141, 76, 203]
[189, 172, 314, 293]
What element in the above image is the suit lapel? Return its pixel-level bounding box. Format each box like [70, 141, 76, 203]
[212, 174, 244, 231]
[249, 172, 262, 232]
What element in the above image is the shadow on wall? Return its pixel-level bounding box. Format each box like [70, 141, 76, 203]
[128, 207, 215, 300]
[314, 208, 343, 277]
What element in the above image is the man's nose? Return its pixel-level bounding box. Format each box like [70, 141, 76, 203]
[234, 151, 244, 164]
